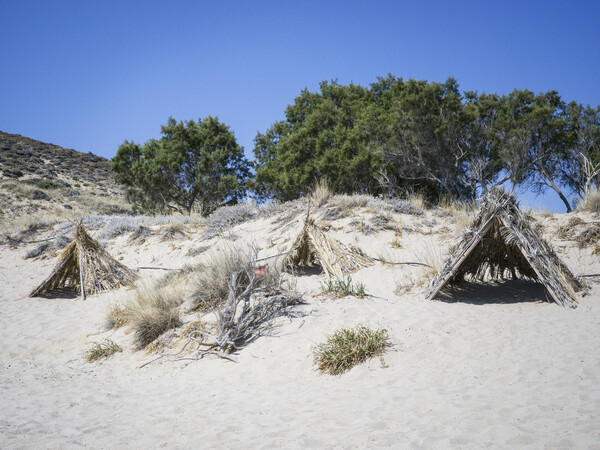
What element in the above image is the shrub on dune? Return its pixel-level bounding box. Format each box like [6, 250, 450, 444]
[312, 324, 390, 375]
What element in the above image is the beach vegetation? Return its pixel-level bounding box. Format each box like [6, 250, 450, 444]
[86, 339, 122, 362]
[112, 116, 250, 215]
[312, 324, 390, 375]
[106, 304, 129, 329]
[125, 283, 184, 348]
[320, 276, 369, 298]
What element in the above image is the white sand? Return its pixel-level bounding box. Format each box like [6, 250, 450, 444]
[1, 208, 600, 448]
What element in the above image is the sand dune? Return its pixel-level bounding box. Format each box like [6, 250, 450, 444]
[1, 204, 599, 448]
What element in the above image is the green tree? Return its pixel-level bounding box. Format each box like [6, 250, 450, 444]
[561, 103, 600, 200]
[498, 90, 573, 211]
[112, 117, 250, 215]
[253, 81, 390, 201]
[370, 77, 486, 201]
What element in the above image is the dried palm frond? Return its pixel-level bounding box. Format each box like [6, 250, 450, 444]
[283, 219, 373, 278]
[426, 188, 582, 307]
[30, 224, 138, 299]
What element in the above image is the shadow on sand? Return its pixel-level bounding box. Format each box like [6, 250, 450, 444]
[33, 287, 80, 300]
[436, 279, 551, 305]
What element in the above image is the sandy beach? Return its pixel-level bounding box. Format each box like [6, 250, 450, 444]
[1, 204, 599, 448]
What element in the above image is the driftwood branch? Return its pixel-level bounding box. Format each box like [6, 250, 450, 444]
[140, 250, 303, 368]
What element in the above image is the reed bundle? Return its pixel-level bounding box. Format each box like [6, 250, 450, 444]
[30, 224, 138, 299]
[426, 188, 582, 307]
[283, 219, 373, 278]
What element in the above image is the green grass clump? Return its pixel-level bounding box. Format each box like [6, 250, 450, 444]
[321, 276, 369, 298]
[312, 324, 390, 375]
[86, 339, 122, 362]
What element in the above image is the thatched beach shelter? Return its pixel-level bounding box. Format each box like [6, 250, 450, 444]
[283, 218, 373, 278]
[30, 224, 138, 299]
[425, 188, 583, 307]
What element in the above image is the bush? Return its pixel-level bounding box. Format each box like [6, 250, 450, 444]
[97, 217, 144, 240]
[312, 324, 390, 375]
[203, 203, 255, 239]
[28, 189, 50, 201]
[188, 243, 302, 355]
[25, 241, 49, 259]
[125, 283, 184, 348]
[384, 198, 424, 216]
[86, 339, 122, 362]
[256, 200, 288, 218]
[24, 233, 71, 259]
[129, 225, 153, 243]
[160, 224, 186, 241]
[329, 194, 372, 216]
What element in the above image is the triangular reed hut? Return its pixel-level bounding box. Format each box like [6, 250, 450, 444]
[425, 188, 583, 307]
[30, 224, 138, 299]
[283, 218, 373, 278]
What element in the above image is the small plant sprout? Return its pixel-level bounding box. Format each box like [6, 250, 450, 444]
[86, 339, 122, 362]
[321, 276, 370, 298]
[389, 239, 402, 249]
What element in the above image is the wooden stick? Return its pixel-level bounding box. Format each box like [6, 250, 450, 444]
[78, 249, 86, 301]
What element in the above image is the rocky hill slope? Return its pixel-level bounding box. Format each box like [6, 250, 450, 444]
[0, 131, 131, 226]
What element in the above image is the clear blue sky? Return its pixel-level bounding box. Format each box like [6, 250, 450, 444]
[1, 0, 599, 211]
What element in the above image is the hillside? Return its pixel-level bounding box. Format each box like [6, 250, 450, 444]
[0, 131, 131, 226]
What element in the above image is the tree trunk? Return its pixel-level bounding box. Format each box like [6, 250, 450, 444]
[547, 178, 573, 212]
[538, 164, 573, 212]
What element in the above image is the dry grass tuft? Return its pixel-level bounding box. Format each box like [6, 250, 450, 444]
[312, 324, 390, 375]
[414, 242, 444, 283]
[555, 216, 600, 249]
[160, 224, 186, 241]
[395, 241, 444, 294]
[186, 245, 209, 257]
[407, 192, 427, 211]
[578, 189, 600, 214]
[192, 244, 281, 312]
[311, 179, 333, 207]
[576, 224, 600, 249]
[435, 198, 474, 229]
[556, 216, 584, 238]
[105, 304, 129, 329]
[125, 283, 184, 348]
[129, 225, 153, 243]
[327, 194, 372, 219]
[389, 239, 403, 249]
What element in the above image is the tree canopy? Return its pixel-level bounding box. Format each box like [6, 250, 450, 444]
[113, 77, 600, 212]
[253, 81, 391, 201]
[112, 117, 250, 215]
[253, 75, 600, 209]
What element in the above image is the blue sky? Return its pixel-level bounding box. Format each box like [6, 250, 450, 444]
[1, 0, 599, 211]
